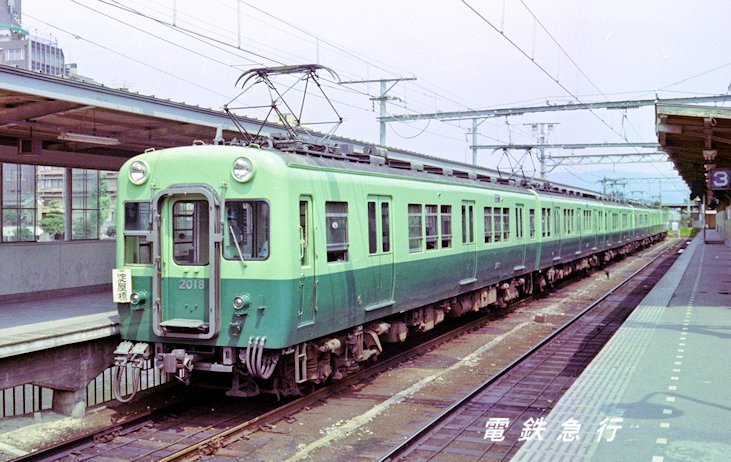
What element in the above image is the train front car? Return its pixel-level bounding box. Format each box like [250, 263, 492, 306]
[112, 144, 300, 400]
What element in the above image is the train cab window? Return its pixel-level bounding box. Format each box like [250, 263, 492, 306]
[173, 200, 210, 265]
[224, 201, 270, 261]
[123, 202, 151, 264]
[326, 201, 349, 262]
[440, 205, 452, 248]
[425, 204, 438, 250]
[408, 204, 423, 253]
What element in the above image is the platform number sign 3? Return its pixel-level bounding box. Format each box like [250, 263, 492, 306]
[709, 168, 731, 190]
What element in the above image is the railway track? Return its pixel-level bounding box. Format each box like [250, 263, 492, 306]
[20, 303, 505, 461]
[379, 239, 686, 461]
[16, 240, 680, 462]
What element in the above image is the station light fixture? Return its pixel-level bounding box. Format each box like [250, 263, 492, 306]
[58, 132, 121, 145]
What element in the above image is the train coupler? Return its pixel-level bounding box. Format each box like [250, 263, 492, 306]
[156, 348, 195, 384]
[113, 341, 151, 369]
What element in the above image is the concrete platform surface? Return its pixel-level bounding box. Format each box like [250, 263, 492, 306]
[0, 292, 117, 358]
[514, 234, 731, 461]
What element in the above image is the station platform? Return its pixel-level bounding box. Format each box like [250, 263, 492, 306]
[0, 291, 117, 359]
[515, 232, 731, 461]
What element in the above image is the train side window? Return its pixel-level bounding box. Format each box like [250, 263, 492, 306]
[381, 202, 391, 252]
[529, 208, 536, 239]
[425, 204, 438, 250]
[541, 207, 551, 238]
[461, 203, 474, 244]
[368, 201, 378, 254]
[502, 207, 510, 241]
[123, 201, 151, 264]
[494, 208, 502, 242]
[440, 205, 452, 248]
[224, 200, 269, 261]
[408, 204, 423, 253]
[299, 199, 310, 266]
[326, 201, 348, 262]
[515, 205, 524, 239]
[484, 207, 493, 243]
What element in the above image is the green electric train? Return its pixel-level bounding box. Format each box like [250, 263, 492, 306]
[111, 142, 667, 400]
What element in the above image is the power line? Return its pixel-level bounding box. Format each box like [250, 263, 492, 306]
[23, 12, 234, 100]
[459, 0, 637, 145]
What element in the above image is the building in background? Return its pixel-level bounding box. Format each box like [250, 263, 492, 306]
[0, 0, 67, 76]
[0, 0, 112, 242]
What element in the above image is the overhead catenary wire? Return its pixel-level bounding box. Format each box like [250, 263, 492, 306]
[82, 0, 489, 145]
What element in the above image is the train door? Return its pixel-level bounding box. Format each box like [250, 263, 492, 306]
[152, 186, 221, 340]
[460, 201, 477, 285]
[364, 196, 395, 310]
[554, 206, 562, 259]
[514, 204, 527, 270]
[576, 207, 583, 253]
[298, 196, 317, 326]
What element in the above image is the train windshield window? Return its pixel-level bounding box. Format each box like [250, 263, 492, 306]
[224, 201, 270, 261]
[173, 200, 210, 265]
[124, 202, 151, 231]
[326, 202, 348, 262]
[123, 201, 151, 264]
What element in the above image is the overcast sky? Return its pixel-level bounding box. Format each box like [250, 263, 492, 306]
[21, 0, 731, 203]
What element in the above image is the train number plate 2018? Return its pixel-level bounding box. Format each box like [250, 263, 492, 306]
[178, 279, 205, 290]
[113, 268, 132, 303]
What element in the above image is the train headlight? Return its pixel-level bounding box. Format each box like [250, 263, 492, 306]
[130, 290, 148, 307]
[129, 160, 149, 185]
[232, 157, 254, 183]
[233, 293, 252, 312]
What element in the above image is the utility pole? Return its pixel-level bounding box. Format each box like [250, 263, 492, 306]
[524, 122, 558, 179]
[467, 118, 489, 165]
[598, 177, 629, 198]
[340, 77, 416, 146]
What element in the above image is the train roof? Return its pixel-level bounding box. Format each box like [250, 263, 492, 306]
[234, 138, 661, 209]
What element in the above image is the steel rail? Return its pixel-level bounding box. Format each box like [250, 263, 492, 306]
[155, 312, 499, 462]
[378, 239, 682, 461]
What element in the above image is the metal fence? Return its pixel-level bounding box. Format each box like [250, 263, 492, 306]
[1, 363, 168, 419]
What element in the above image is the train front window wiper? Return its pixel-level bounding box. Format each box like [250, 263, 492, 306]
[229, 225, 247, 268]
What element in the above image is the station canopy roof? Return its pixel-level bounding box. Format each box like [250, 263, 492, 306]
[656, 103, 731, 202]
[0, 66, 280, 170]
[0, 65, 505, 184]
